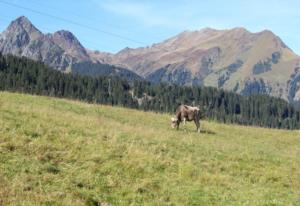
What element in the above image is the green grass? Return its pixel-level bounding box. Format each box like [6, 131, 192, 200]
[0, 91, 300, 206]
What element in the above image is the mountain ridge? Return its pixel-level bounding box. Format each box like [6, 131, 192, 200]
[1, 16, 300, 105]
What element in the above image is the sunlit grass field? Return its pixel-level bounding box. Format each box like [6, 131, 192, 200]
[0, 91, 299, 206]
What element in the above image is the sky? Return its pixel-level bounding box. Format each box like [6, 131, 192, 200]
[0, 0, 300, 54]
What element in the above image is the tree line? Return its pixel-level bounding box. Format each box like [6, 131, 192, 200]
[0, 53, 299, 129]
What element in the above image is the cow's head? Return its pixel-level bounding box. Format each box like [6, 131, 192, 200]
[171, 117, 179, 129]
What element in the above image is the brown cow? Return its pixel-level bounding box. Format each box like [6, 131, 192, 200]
[171, 105, 201, 132]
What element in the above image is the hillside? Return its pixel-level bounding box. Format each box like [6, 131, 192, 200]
[95, 28, 300, 105]
[0, 92, 300, 205]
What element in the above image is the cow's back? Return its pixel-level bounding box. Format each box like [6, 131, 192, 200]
[176, 105, 200, 121]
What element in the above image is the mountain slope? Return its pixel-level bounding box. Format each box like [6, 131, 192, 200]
[71, 61, 143, 80]
[96, 28, 300, 105]
[0, 16, 141, 80]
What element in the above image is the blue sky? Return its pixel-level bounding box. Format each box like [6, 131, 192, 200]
[0, 0, 300, 54]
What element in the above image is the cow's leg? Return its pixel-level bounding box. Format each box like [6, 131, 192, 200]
[180, 117, 187, 131]
[194, 119, 200, 133]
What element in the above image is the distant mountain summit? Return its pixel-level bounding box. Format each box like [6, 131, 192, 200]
[1, 16, 299, 105]
[0, 16, 141, 80]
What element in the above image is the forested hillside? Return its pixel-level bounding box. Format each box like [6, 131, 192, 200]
[0, 53, 299, 129]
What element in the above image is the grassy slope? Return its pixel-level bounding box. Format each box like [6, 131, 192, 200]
[0, 92, 299, 206]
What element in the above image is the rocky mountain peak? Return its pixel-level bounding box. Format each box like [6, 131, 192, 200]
[5, 16, 42, 38]
[50, 30, 89, 61]
[0, 16, 43, 54]
[11, 16, 31, 26]
[53, 30, 78, 44]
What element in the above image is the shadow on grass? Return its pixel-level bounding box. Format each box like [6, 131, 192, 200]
[176, 127, 216, 135]
[200, 129, 216, 135]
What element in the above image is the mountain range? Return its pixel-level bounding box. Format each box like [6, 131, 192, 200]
[1, 16, 300, 105]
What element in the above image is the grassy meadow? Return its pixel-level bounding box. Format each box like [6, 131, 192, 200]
[0, 91, 299, 206]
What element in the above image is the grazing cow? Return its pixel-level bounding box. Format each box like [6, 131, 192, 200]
[171, 105, 201, 132]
